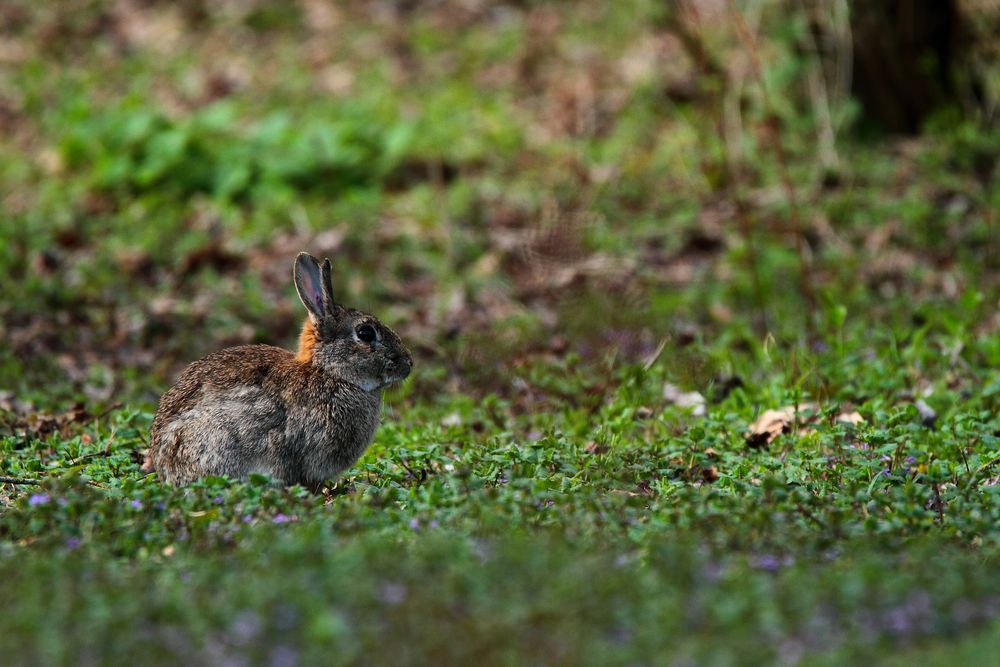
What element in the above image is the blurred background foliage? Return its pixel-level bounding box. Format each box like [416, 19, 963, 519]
[0, 0, 996, 409]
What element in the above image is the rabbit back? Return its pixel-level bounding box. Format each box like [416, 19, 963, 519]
[147, 345, 381, 486]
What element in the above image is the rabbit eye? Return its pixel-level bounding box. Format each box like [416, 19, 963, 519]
[356, 324, 377, 343]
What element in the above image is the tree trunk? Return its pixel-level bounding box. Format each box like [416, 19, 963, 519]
[850, 0, 966, 134]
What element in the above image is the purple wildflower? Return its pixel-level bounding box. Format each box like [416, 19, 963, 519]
[753, 554, 793, 572]
[753, 554, 782, 572]
[229, 611, 263, 645]
[28, 493, 51, 506]
[213, 495, 225, 505]
[409, 518, 420, 530]
[130, 500, 143, 509]
[614, 554, 629, 568]
[983, 596, 1000, 617]
[272, 513, 292, 524]
[65, 537, 82, 550]
[610, 625, 633, 645]
[950, 599, 978, 626]
[269, 645, 300, 667]
[701, 560, 727, 582]
[884, 591, 932, 638]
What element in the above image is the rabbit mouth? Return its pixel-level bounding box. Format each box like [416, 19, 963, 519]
[381, 364, 411, 388]
[381, 371, 410, 388]
[353, 372, 408, 392]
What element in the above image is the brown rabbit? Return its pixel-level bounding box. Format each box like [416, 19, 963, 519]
[144, 252, 412, 489]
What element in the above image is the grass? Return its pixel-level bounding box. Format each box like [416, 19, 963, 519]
[1, 1, 999, 665]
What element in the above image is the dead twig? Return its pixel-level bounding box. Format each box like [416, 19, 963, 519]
[397, 458, 428, 483]
[794, 501, 827, 531]
[0, 476, 40, 486]
[933, 482, 945, 525]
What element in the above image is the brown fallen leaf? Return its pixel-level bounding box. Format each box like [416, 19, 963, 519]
[634, 406, 654, 420]
[635, 479, 655, 496]
[914, 399, 937, 428]
[663, 382, 707, 416]
[746, 408, 793, 448]
[701, 466, 720, 483]
[584, 441, 609, 455]
[4, 400, 117, 440]
[836, 411, 865, 426]
[745, 403, 818, 448]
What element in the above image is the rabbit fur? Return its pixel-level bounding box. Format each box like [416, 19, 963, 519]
[144, 252, 412, 489]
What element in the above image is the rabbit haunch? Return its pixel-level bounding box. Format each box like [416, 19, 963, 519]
[144, 252, 411, 488]
[146, 345, 381, 487]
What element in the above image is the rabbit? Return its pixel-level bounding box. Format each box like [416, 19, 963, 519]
[143, 252, 412, 489]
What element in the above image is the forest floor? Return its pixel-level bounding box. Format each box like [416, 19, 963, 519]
[1, 2, 999, 664]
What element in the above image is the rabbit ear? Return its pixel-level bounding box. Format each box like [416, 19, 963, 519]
[321, 258, 335, 305]
[294, 253, 335, 322]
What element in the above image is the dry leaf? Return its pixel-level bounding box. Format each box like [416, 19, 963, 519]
[836, 411, 865, 426]
[634, 406, 654, 420]
[746, 408, 794, 448]
[663, 383, 707, 416]
[584, 441, 609, 455]
[914, 399, 937, 428]
[745, 404, 818, 448]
